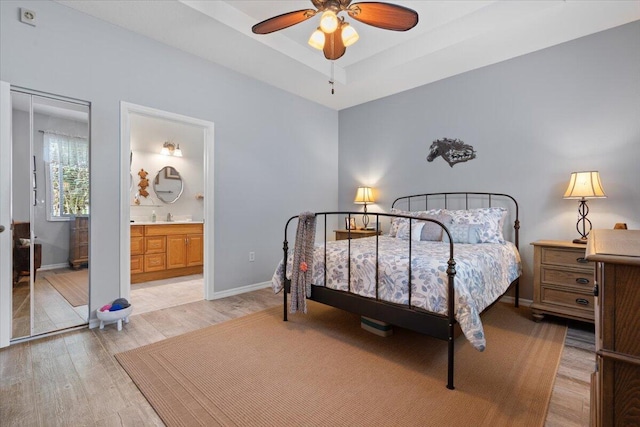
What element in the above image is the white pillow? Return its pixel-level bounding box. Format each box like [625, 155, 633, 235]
[396, 221, 425, 241]
[389, 208, 442, 237]
[443, 207, 507, 244]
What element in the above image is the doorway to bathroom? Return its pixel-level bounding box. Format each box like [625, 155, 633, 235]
[119, 103, 214, 313]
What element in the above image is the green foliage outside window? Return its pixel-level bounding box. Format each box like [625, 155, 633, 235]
[46, 133, 89, 218]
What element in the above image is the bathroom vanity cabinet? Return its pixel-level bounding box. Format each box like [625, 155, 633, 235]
[131, 223, 203, 283]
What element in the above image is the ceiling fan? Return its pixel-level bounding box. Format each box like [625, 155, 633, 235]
[251, 0, 419, 61]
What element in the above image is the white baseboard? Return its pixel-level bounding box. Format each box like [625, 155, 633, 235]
[209, 281, 272, 300]
[40, 262, 71, 271]
[500, 295, 532, 306]
[210, 284, 529, 306]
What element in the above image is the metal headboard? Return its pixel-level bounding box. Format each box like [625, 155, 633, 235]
[391, 192, 520, 249]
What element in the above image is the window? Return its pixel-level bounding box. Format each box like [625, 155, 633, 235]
[44, 132, 89, 220]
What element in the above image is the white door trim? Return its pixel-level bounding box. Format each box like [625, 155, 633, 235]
[0, 81, 12, 348]
[119, 102, 215, 301]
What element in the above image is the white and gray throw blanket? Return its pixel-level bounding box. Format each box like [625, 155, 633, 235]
[289, 212, 316, 314]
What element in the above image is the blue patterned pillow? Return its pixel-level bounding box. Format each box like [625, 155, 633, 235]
[442, 223, 483, 244]
[443, 207, 507, 244]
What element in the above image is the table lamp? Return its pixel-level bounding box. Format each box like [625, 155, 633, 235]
[354, 187, 375, 229]
[563, 171, 606, 244]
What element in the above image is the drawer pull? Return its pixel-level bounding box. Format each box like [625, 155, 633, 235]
[575, 298, 589, 306]
[576, 277, 590, 285]
[576, 257, 589, 264]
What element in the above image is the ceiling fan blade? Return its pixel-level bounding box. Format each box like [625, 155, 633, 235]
[348, 2, 418, 31]
[323, 30, 346, 60]
[252, 9, 316, 34]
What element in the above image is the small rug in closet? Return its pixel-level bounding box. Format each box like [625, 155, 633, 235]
[45, 269, 88, 307]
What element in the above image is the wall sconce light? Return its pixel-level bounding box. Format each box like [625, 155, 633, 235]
[563, 171, 606, 244]
[160, 141, 182, 157]
[354, 186, 375, 229]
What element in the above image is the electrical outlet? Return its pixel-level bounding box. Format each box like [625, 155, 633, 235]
[20, 8, 36, 26]
[249, 252, 255, 262]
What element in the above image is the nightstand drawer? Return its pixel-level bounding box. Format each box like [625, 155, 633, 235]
[541, 267, 593, 289]
[541, 247, 593, 270]
[541, 286, 594, 312]
[531, 240, 595, 323]
[334, 229, 381, 241]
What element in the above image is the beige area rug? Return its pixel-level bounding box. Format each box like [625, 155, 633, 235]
[45, 270, 88, 307]
[116, 301, 566, 427]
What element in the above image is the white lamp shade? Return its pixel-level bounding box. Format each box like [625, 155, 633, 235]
[563, 171, 606, 199]
[319, 10, 339, 33]
[354, 187, 374, 204]
[341, 23, 359, 47]
[174, 144, 183, 157]
[308, 29, 325, 50]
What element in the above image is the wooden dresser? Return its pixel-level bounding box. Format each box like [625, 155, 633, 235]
[530, 240, 594, 322]
[586, 229, 640, 427]
[131, 223, 203, 283]
[69, 215, 89, 269]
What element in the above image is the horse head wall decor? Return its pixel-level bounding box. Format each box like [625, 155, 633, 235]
[427, 138, 476, 167]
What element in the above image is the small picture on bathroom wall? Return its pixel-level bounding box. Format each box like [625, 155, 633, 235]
[345, 217, 357, 230]
[165, 166, 180, 179]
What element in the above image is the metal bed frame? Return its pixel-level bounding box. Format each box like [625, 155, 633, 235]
[280, 192, 520, 390]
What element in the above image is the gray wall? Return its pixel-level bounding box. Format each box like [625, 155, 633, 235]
[338, 21, 640, 300]
[1, 0, 339, 318]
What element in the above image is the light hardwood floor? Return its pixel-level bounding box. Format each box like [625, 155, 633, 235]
[12, 268, 89, 339]
[1, 289, 594, 426]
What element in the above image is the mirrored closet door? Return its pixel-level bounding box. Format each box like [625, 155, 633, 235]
[10, 89, 90, 340]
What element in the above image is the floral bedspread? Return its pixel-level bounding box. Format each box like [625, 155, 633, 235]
[271, 236, 521, 351]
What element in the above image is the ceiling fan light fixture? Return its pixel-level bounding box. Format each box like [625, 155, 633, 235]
[341, 23, 359, 47]
[319, 10, 339, 33]
[308, 28, 325, 50]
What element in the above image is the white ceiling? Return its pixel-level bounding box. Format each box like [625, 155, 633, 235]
[57, 0, 640, 110]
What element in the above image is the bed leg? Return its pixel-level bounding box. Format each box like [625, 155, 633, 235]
[447, 334, 455, 390]
[515, 278, 520, 308]
[284, 283, 288, 322]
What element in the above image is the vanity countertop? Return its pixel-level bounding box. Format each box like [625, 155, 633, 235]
[131, 220, 203, 225]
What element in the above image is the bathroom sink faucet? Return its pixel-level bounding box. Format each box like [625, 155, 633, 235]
[167, 213, 173, 222]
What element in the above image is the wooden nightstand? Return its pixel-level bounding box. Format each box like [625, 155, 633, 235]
[530, 240, 594, 323]
[334, 229, 381, 241]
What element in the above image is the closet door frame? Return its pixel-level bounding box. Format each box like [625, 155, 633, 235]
[0, 83, 91, 347]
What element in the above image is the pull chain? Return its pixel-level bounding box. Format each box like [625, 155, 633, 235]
[329, 62, 335, 95]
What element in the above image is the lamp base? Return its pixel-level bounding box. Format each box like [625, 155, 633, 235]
[573, 238, 588, 244]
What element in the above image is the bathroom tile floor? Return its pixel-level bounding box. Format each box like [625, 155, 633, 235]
[130, 274, 204, 316]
